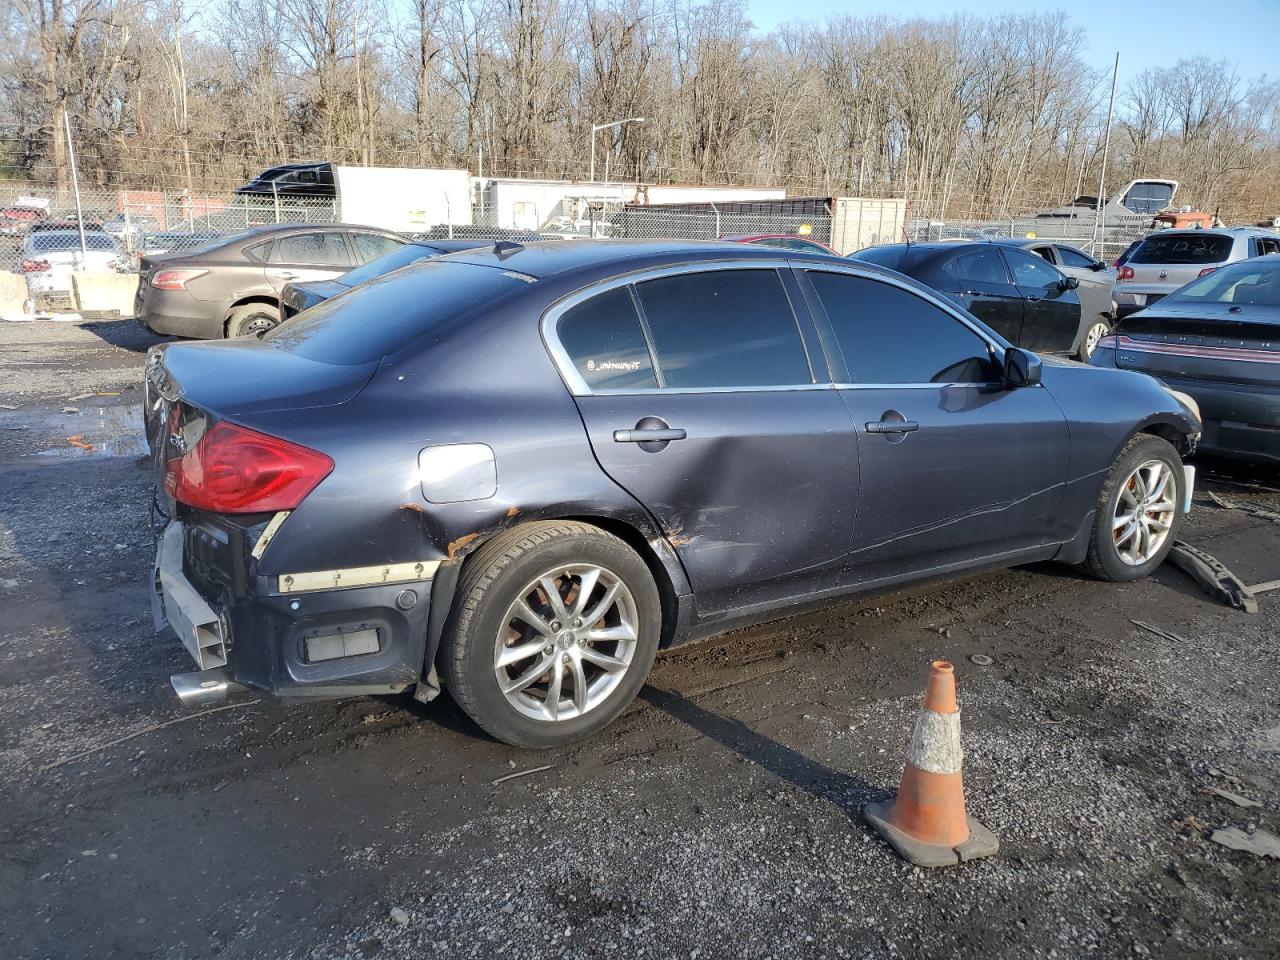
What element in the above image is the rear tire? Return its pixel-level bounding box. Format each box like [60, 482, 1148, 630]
[1082, 434, 1184, 582]
[440, 521, 661, 748]
[226, 303, 280, 338]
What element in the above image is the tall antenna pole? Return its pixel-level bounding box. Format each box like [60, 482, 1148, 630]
[1093, 53, 1119, 255]
[63, 106, 87, 259]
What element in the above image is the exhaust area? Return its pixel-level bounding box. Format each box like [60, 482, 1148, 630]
[170, 669, 247, 708]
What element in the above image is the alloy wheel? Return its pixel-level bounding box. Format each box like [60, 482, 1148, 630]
[1083, 321, 1108, 358]
[493, 563, 639, 722]
[1112, 459, 1177, 565]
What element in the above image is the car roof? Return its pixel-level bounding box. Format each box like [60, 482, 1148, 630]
[441, 238, 846, 280]
[29, 230, 113, 240]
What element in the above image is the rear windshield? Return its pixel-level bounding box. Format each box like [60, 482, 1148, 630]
[264, 260, 528, 364]
[31, 232, 117, 252]
[340, 244, 438, 287]
[172, 229, 261, 258]
[1164, 259, 1280, 308]
[1131, 233, 1231, 265]
[851, 245, 906, 269]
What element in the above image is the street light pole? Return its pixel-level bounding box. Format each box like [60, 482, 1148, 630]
[589, 117, 645, 183]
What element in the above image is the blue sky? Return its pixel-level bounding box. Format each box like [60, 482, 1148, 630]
[745, 0, 1278, 82]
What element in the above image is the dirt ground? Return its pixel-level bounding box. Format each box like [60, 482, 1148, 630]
[1, 318, 1277, 960]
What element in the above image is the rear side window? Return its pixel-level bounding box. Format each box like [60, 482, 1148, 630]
[1132, 233, 1232, 264]
[944, 247, 1010, 285]
[634, 270, 812, 388]
[265, 261, 526, 365]
[273, 232, 353, 266]
[557, 287, 658, 390]
[808, 272, 993, 384]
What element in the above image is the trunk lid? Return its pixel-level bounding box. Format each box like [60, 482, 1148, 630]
[1113, 304, 1280, 388]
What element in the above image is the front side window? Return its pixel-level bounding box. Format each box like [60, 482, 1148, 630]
[944, 247, 1010, 286]
[352, 233, 405, 261]
[556, 286, 658, 390]
[273, 232, 353, 266]
[1003, 248, 1063, 289]
[633, 269, 812, 388]
[807, 271, 993, 384]
[1057, 245, 1096, 269]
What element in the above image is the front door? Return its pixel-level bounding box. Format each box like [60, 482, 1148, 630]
[264, 230, 357, 293]
[934, 245, 1025, 344]
[796, 267, 1069, 585]
[1001, 246, 1082, 353]
[551, 266, 861, 616]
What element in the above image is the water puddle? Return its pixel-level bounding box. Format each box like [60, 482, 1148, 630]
[0, 402, 149, 459]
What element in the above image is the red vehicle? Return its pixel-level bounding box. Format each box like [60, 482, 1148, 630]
[724, 234, 839, 255]
[0, 198, 50, 236]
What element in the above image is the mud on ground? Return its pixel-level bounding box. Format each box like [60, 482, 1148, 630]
[0, 319, 1277, 960]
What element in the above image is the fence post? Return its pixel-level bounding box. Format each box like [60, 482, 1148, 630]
[712, 202, 721, 240]
[272, 181, 281, 224]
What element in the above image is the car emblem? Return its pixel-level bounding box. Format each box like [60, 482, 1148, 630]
[1158, 270, 1168, 279]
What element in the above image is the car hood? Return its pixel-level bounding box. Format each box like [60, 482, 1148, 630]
[148, 337, 380, 418]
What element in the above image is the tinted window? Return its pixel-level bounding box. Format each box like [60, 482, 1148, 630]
[265, 261, 526, 365]
[1165, 259, 1280, 307]
[808, 272, 993, 384]
[353, 233, 404, 261]
[851, 245, 907, 270]
[1132, 233, 1232, 265]
[1003, 248, 1062, 288]
[273, 232, 352, 265]
[1030, 246, 1056, 264]
[557, 287, 658, 390]
[944, 247, 1010, 285]
[634, 270, 811, 388]
[341, 244, 437, 286]
[1057, 245, 1096, 268]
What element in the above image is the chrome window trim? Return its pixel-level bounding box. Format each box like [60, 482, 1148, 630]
[540, 258, 818, 397]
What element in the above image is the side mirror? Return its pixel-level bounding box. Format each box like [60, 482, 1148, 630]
[1059, 275, 1080, 290]
[1004, 348, 1042, 388]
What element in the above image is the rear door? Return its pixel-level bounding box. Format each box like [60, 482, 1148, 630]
[935, 245, 1025, 344]
[1001, 246, 1080, 353]
[552, 262, 861, 616]
[263, 230, 358, 293]
[796, 265, 1069, 584]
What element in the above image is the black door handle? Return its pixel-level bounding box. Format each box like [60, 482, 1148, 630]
[865, 420, 919, 434]
[614, 427, 687, 443]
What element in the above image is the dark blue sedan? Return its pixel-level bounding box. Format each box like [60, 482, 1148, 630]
[146, 240, 1200, 746]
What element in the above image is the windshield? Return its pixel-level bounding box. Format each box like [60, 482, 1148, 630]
[265, 260, 529, 364]
[31, 232, 117, 252]
[340, 244, 439, 287]
[1131, 233, 1231, 265]
[1165, 259, 1280, 308]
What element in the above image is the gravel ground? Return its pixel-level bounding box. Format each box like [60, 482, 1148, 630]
[1, 319, 1277, 960]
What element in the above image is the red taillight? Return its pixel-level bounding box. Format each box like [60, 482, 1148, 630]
[151, 268, 208, 290]
[164, 420, 333, 513]
[1117, 266, 1135, 281]
[1197, 267, 1217, 278]
[1096, 334, 1120, 351]
[21, 258, 50, 273]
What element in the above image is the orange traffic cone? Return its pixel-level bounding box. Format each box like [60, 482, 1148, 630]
[864, 660, 999, 867]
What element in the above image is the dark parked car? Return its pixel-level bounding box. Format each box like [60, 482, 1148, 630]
[850, 241, 1095, 359]
[724, 234, 839, 255]
[147, 240, 1199, 747]
[994, 238, 1117, 360]
[1091, 255, 1280, 465]
[279, 239, 492, 320]
[136, 223, 406, 338]
[235, 162, 336, 198]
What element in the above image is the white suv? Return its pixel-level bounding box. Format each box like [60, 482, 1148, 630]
[1115, 227, 1280, 316]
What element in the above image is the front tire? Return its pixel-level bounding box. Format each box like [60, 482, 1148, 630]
[1082, 434, 1184, 582]
[440, 521, 662, 748]
[1078, 319, 1110, 361]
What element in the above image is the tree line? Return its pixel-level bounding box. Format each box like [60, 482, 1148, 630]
[2, 0, 1277, 220]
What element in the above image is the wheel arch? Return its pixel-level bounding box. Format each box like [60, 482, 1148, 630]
[222, 296, 279, 335]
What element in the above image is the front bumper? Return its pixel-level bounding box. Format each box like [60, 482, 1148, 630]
[152, 516, 437, 703]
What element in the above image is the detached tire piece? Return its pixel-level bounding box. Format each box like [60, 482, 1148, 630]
[226, 303, 279, 338]
[441, 521, 661, 748]
[1082, 433, 1185, 582]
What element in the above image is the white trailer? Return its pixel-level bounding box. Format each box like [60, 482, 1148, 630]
[334, 166, 472, 233]
[472, 178, 633, 232]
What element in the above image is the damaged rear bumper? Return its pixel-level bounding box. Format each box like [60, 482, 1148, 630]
[152, 516, 440, 707]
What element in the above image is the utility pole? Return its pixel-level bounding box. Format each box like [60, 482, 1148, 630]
[1093, 53, 1120, 256]
[63, 107, 87, 260]
[590, 117, 645, 183]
